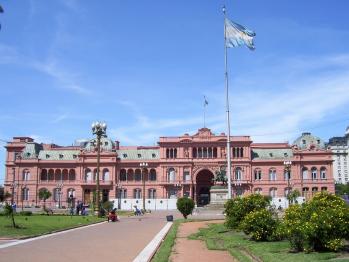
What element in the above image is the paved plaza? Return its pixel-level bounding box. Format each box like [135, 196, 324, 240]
[0, 211, 181, 262]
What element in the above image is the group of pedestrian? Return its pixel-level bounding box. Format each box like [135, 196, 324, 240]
[69, 201, 87, 216]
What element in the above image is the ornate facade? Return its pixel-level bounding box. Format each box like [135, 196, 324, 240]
[3, 128, 335, 209]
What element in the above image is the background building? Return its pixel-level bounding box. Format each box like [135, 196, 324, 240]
[3, 128, 334, 210]
[327, 126, 349, 184]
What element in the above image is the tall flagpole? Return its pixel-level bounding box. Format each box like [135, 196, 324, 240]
[223, 6, 232, 199]
[203, 96, 206, 128]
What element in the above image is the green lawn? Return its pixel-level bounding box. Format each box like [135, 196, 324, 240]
[0, 215, 105, 238]
[189, 223, 349, 262]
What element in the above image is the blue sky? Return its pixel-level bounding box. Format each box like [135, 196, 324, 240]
[1, 0, 349, 184]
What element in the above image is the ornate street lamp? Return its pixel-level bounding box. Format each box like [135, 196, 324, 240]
[283, 160, 292, 205]
[56, 183, 63, 209]
[140, 162, 148, 211]
[91, 121, 107, 216]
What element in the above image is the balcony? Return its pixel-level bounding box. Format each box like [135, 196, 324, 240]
[82, 180, 113, 186]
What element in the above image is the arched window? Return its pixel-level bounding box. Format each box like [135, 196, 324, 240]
[302, 167, 308, 180]
[235, 167, 242, 180]
[103, 168, 110, 181]
[119, 188, 127, 198]
[69, 169, 76, 181]
[208, 148, 212, 158]
[148, 188, 156, 199]
[127, 169, 134, 181]
[48, 169, 54, 180]
[133, 188, 141, 199]
[203, 148, 207, 158]
[85, 168, 92, 181]
[22, 188, 29, 201]
[67, 188, 75, 199]
[135, 169, 142, 181]
[254, 169, 262, 180]
[312, 187, 318, 193]
[254, 187, 262, 194]
[284, 169, 291, 180]
[53, 188, 60, 202]
[213, 147, 217, 158]
[168, 168, 176, 182]
[240, 147, 244, 157]
[302, 187, 309, 193]
[321, 187, 327, 191]
[237, 148, 240, 158]
[150, 169, 157, 181]
[192, 147, 197, 158]
[198, 148, 202, 158]
[269, 187, 277, 197]
[54, 169, 61, 181]
[320, 167, 326, 179]
[120, 169, 127, 181]
[269, 169, 277, 181]
[284, 187, 291, 197]
[22, 169, 30, 181]
[166, 149, 169, 158]
[62, 169, 69, 180]
[311, 167, 317, 180]
[41, 169, 47, 181]
[174, 149, 177, 158]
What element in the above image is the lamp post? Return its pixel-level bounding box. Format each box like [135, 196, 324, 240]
[140, 162, 148, 211]
[91, 121, 107, 216]
[284, 160, 292, 205]
[117, 182, 122, 209]
[56, 183, 63, 209]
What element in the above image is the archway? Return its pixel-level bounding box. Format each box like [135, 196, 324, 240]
[196, 169, 214, 206]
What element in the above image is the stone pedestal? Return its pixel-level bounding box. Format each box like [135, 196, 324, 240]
[210, 186, 228, 205]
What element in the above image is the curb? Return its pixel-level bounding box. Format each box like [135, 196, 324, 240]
[133, 222, 173, 262]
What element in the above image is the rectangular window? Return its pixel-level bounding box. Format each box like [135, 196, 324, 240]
[183, 171, 190, 181]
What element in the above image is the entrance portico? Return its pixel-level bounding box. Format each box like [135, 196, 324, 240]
[195, 169, 214, 206]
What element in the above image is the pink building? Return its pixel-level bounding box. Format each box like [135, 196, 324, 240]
[3, 128, 334, 209]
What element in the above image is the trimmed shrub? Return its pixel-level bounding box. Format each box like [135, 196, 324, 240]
[224, 194, 271, 229]
[19, 211, 33, 216]
[284, 192, 349, 252]
[176, 197, 194, 219]
[240, 209, 277, 241]
[284, 204, 307, 251]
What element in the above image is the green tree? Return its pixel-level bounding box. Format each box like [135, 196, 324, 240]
[3, 192, 17, 228]
[287, 189, 301, 204]
[38, 188, 52, 215]
[224, 193, 271, 229]
[176, 197, 194, 219]
[284, 191, 349, 252]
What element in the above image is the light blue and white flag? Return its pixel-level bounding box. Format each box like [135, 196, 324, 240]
[204, 96, 208, 106]
[225, 18, 256, 50]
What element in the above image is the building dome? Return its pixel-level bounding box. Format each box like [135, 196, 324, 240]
[292, 132, 326, 150]
[84, 136, 115, 151]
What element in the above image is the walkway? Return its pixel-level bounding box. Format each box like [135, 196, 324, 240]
[170, 220, 236, 262]
[0, 211, 179, 262]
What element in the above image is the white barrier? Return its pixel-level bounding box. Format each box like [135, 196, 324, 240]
[110, 198, 178, 210]
[271, 197, 306, 210]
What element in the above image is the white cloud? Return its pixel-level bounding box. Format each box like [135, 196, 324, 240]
[110, 53, 349, 145]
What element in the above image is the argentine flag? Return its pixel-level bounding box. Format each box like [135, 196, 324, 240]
[225, 18, 256, 50]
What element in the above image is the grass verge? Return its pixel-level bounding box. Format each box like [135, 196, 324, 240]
[0, 215, 105, 238]
[189, 223, 348, 262]
[151, 219, 188, 262]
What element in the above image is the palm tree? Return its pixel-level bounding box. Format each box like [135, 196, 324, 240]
[38, 188, 52, 215]
[3, 192, 17, 228]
